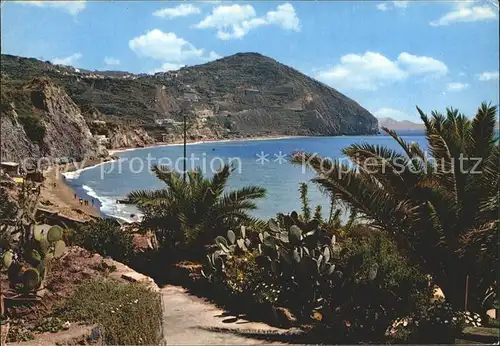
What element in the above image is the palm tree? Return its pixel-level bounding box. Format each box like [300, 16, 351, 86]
[125, 164, 266, 254]
[291, 102, 499, 311]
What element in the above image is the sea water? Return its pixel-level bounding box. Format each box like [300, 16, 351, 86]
[63, 133, 428, 222]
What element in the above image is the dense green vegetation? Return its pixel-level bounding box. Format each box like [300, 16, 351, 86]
[1, 101, 498, 344]
[291, 102, 499, 312]
[72, 218, 135, 263]
[59, 279, 163, 345]
[121, 102, 498, 343]
[0, 182, 161, 344]
[18, 113, 46, 144]
[125, 164, 266, 256]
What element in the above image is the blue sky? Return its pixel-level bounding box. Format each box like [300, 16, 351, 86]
[2, 0, 499, 122]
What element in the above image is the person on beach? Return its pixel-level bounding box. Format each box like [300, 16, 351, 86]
[79, 199, 83, 206]
[74, 193, 77, 199]
[91, 199, 94, 206]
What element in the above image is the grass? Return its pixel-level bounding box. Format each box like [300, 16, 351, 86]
[57, 279, 163, 345]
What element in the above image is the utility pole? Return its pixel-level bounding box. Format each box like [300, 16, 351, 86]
[183, 110, 187, 181]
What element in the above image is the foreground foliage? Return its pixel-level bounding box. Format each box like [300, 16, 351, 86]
[126, 164, 266, 254]
[72, 218, 134, 263]
[1, 182, 67, 295]
[59, 279, 163, 345]
[291, 103, 499, 311]
[203, 214, 432, 341]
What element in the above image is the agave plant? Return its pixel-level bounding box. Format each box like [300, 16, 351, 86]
[125, 164, 266, 253]
[291, 102, 499, 310]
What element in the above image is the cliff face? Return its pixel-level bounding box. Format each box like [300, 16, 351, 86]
[1, 53, 378, 157]
[0, 78, 104, 163]
[108, 127, 155, 149]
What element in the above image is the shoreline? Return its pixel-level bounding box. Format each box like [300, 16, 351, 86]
[47, 135, 302, 223]
[108, 135, 306, 155]
[40, 159, 109, 222]
[41, 133, 365, 223]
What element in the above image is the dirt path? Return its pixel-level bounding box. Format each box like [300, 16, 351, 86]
[161, 285, 298, 345]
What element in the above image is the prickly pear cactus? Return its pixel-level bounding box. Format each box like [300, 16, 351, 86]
[21, 268, 41, 292]
[47, 226, 63, 242]
[2, 250, 13, 268]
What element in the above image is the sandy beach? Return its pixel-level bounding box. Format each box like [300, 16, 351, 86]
[42, 135, 304, 222]
[108, 135, 305, 155]
[39, 160, 110, 221]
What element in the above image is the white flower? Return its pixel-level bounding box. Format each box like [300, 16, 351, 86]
[62, 321, 71, 330]
[403, 320, 408, 327]
[444, 320, 448, 324]
[452, 317, 457, 321]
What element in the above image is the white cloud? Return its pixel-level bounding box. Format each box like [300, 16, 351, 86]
[104, 57, 120, 66]
[151, 63, 185, 74]
[397, 52, 448, 76]
[194, 3, 300, 40]
[430, 2, 497, 26]
[129, 29, 203, 61]
[376, 1, 409, 11]
[17, 1, 86, 15]
[447, 82, 469, 91]
[52, 53, 82, 66]
[153, 4, 200, 19]
[478, 71, 499, 81]
[373, 108, 409, 120]
[206, 51, 222, 61]
[266, 3, 300, 31]
[376, 3, 389, 11]
[315, 51, 448, 91]
[196, 4, 256, 29]
[392, 1, 409, 9]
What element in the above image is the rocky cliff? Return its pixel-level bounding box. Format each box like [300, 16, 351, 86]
[108, 126, 155, 149]
[1, 78, 104, 163]
[1, 53, 378, 161]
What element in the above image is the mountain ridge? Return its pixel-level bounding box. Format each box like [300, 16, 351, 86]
[1, 52, 378, 160]
[377, 117, 425, 131]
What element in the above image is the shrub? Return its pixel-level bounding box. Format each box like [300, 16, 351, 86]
[328, 228, 431, 341]
[74, 218, 134, 263]
[59, 279, 163, 345]
[386, 301, 483, 343]
[18, 113, 45, 144]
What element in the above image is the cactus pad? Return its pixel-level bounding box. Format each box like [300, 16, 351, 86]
[226, 230, 236, 245]
[2, 250, 13, 268]
[53, 240, 66, 258]
[30, 249, 42, 263]
[34, 227, 45, 241]
[47, 226, 64, 242]
[22, 268, 41, 292]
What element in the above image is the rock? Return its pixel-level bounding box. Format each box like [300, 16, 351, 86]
[1, 77, 103, 163]
[272, 307, 297, 327]
[108, 126, 155, 149]
[431, 285, 445, 302]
